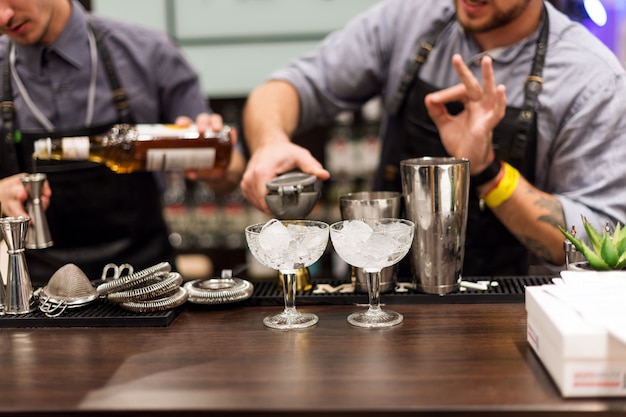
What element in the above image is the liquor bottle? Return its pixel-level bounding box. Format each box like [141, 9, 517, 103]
[32, 123, 232, 174]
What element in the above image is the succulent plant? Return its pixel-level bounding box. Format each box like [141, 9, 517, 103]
[558, 215, 626, 270]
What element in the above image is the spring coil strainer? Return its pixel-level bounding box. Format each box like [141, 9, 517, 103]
[96, 262, 171, 296]
[107, 272, 183, 303]
[117, 287, 188, 313]
[99, 263, 188, 313]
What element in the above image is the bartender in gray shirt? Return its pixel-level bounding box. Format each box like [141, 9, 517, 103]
[241, 0, 626, 275]
[0, 0, 244, 285]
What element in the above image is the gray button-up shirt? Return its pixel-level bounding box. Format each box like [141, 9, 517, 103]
[0, 0, 208, 133]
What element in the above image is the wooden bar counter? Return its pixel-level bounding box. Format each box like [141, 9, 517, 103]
[2, 301, 626, 416]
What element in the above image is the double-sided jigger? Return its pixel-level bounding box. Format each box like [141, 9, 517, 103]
[21, 173, 53, 249]
[0, 216, 36, 314]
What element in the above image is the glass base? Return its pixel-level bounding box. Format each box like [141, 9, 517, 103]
[263, 310, 319, 330]
[347, 308, 403, 328]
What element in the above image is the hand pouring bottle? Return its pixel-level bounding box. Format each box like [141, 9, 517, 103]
[32, 124, 232, 174]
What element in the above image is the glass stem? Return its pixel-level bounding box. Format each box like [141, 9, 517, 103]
[364, 268, 382, 313]
[281, 269, 298, 314]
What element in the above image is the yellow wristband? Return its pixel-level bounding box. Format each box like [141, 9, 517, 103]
[483, 162, 520, 208]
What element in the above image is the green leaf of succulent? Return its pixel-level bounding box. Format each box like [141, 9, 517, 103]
[617, 232, 626, 255]
[558, 224, 611, 270]
[559, 225, 593, 256]
[582, 215, 604, 254]
[613, 222, 623, 240]
[615, 251, 626, 270]
[585, 248, 612, 270]
[600, 235, 619, 268]
[613, 222, 626, 251]
[558, 225, 584, 249]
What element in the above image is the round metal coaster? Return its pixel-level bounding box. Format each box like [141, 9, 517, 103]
[184, 270, 254, 305]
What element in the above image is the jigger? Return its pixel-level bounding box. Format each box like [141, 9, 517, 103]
[0, 216, 36, 314]
[21, 173, 53, 249]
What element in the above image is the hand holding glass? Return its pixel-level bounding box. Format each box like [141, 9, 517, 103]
[245, 219, 329, 329]
[330, 218, 414, 328]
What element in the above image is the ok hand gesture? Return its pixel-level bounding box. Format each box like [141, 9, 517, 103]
[424, 53, 507, 174]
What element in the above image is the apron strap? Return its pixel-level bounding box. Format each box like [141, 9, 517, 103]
[1, 42, 15, 144]
[87, 18, 135, 125]
[390, 13, 456, 115]
[510, 6, 549, 171]
[0, 42, 20, 176]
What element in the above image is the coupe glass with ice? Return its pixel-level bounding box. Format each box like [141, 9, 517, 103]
[245, 219, 329, 329]
[330, 218, 414, 328]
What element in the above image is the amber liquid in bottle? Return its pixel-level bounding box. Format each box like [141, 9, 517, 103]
[32, 124, 232, 174]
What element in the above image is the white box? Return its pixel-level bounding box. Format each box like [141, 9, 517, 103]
[526, 285, 626, 397]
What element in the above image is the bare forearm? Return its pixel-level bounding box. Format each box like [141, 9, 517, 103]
[243, 80, 301, 152]
[479, 176, 566, 265]
[240, 80, 329, 213]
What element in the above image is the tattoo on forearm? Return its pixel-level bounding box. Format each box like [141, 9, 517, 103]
[514, 187, 566, 262]
[536, 196, 566, 228]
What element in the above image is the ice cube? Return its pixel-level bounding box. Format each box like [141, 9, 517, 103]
[259, 219, 291, 251]
[301, 227, 328, 257]
[343, 220, 373, 242]
[383, 221, 414, 244]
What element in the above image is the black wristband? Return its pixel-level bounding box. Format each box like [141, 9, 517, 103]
[471, 159, 502, 186]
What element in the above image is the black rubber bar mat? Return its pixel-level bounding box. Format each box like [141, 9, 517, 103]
[243, 275, 554, 306]
[0, 276, 553, 326]
[0, 298, 181, 328]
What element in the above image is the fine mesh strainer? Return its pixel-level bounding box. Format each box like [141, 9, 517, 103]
[39, 264, 98, 317]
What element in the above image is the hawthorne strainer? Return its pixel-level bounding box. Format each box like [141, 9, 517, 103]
[39, 264, 98, 317]
[184, 269, 254, 305]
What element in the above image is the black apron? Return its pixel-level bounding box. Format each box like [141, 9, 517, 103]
[377, 10, 548, 277]
[0, 21, 175, 286]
